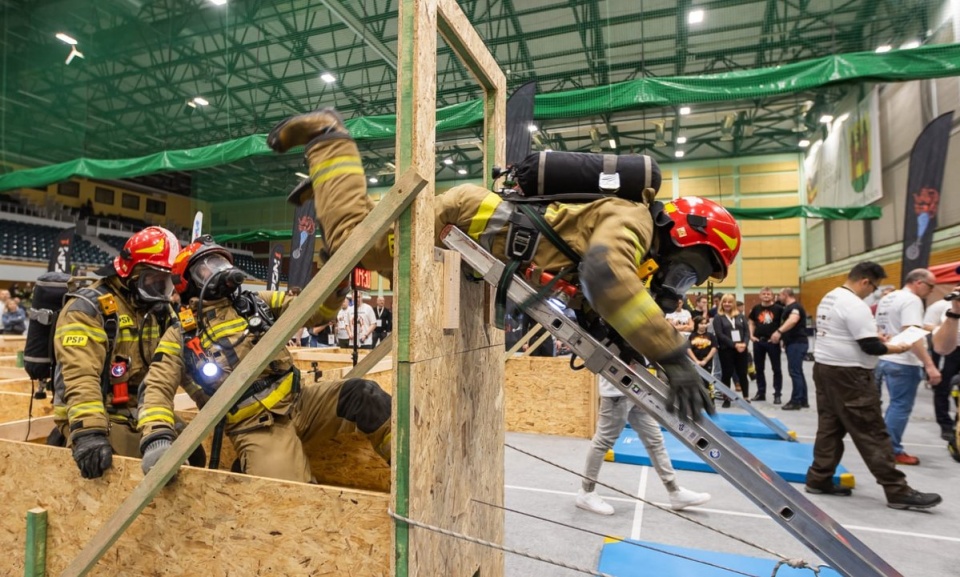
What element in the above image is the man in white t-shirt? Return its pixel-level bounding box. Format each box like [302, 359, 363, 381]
[576, 368, 710, 515]
[665, 299, 694, 338]
[874, 269, 941, 465]
[807, 262, 940, 510]
[357, 298, 377, 349]
[335, 298, 352, 348]
[923, 295, 957, 441]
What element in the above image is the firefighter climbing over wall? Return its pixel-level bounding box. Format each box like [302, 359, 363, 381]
[150, 236, 391, 482]
[266, 108, 742, 422]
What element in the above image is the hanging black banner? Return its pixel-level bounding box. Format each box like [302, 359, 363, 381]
[266, 243, 284, 291]
[505, 81, 538, 166]
[288, 197, 316, 291]
[900, 111, 954, 284]
[48, 227, 75, 273]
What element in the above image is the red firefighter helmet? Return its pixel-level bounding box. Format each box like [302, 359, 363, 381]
[113, 226, 180, 278]
[172, 235, 234, 295]
[660, 197, 740, 280]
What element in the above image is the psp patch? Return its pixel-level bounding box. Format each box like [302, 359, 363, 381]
[62, 335, 88, 347]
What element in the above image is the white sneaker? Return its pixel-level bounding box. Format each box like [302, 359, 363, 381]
[576, 489, 614, 515]
[668, 487, 711, 511]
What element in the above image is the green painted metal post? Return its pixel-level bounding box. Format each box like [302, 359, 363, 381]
[24, 507, 47, 577]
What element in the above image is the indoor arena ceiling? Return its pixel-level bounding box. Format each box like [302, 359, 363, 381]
[0, 0, 949, 201]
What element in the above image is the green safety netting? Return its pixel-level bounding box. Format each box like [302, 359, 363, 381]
[214, 230, 313, 243]
[2, 44, 960, 193]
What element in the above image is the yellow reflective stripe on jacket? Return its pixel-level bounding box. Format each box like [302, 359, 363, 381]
[199, 317, 248, 348]
[115, 326, 160, 344]
[310, 155, 364, 187]
[270, 291, 285, 309]
[55, 323, 107, 343]
[226, 372, 295, 425]
[607, 290, 662, 336]
[623, 227, 644, 269]
[467, 193, 503, 241]
[138, 407, 175, 428]
[54, 405, 68, 420]
[155, 341, 182, 356]
[68, 401, 106, 422]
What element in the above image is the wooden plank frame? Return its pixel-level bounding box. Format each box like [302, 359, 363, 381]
[60, 169, 427, 577]
[394, 1, 506, 577]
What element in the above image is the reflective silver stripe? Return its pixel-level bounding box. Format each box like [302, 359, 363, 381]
[643, 155, 652, 190]
[537, 151, 548, 196]
[479, 201, 513, 252]
[23, 355, 51, 364]
[603, 154, 617, 174]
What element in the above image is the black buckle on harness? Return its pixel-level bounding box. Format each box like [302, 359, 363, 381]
[505, 209, 541, 262]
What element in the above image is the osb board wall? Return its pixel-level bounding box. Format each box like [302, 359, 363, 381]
[505, 357, 598, 438]
[177, 405, 392, 494]
[0, 441, 391, 577]
[0, 391, 52, 423]
[0, 377, 33, 394]
[0, 335, 25, 352]
[0, 354, 19, 367]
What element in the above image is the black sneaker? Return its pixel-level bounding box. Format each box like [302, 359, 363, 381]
[773, 395, 782, 405]
[782, 402, 801, 411]
[801, 403, 810, 408]
[941, 430, 954, 442]
[886, 489, 942, 510]
[721, 399, 732, 409]
[805, 484, 852, 496]
[751, 393, 766, 402]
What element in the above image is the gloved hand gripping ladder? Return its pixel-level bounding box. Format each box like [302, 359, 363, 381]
[440, 225, 901, 577]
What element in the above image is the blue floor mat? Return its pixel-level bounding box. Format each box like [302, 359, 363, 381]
[609, 429, 853, 487]
[598, 537, 843, 577]
[627, 412, 794, 440]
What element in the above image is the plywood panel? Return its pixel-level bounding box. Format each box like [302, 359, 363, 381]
[0, 377, 33, 394]
[739, 161, 799, 174]
[0, 354, 19, 367]
[0, 335, 25, 352]
[0, 392, 52, 423]
[677, 165, 734, 178]
[0, 441, 391, 577]
[741, 238, 801, 259]
[677, 176, 734, 198]
[742, 258, 801, 288]
[740, 173, 799, 194]
[504, 357, 597, 438]
[740, 218, 801, 236]
[738, 194, 799, 209]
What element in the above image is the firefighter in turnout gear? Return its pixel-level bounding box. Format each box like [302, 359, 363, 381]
[53, 226, 185, 479]
[166, 236, 392, 482]
[268, 108, 742, 422]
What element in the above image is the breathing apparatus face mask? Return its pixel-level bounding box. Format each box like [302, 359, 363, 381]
[131, 267, 175, 305]
[649, 246, 716, 313]
[192, 253, 245, 300]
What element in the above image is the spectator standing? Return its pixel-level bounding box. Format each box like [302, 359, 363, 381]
[692, 294, 709, 321]
[336, 298, 352, 348]
[713, 293, 750, 407]
[372, 296, 392, 347]
[773, 288, 809, 410]
[576, 370, 711, 515]
[687, 316, 718, 394]
[357, 297, 377, 349]
[2, 300, 26, 335]
[923, 296, 956, 441]
[749, 287, 784, 403]
[311, 321, 336, 347]
[665, 299, 694, 338]
[875, 269, 941, 465]
[708, 292, 724, 319]
[806, 262, 940, 509]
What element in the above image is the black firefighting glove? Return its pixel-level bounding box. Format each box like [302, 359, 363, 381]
[72, 431, 114, 479]
[659, 350, 715, 422]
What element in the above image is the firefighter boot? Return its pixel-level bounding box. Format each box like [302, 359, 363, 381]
[267, 107, 348, 154]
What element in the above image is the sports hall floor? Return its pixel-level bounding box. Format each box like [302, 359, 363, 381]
[501, 359, 957, 577]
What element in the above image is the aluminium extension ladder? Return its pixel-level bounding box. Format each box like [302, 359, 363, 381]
[440, 225, 900, 577]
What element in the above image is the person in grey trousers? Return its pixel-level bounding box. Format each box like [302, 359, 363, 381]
[577, 369, 711, 515]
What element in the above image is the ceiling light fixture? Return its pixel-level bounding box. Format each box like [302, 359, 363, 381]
[65, 46, 84, 65]
[608, 138, 617, 149]
[676, 136, 687, 144]
[443, 158, 454, 165]
[56, 33, 78, 45]
[679, 106, 691, 115]
[720, 113, 736, 142]
[675, 150, 685, 158]
[368, 177, 379, 184]
[320, 72, 336, 83]
[653, 120, 667, 148]
[798, 139, 810, 148]
[819, 114, 833, 124]
[192, 96, 209, 106]
[901, 40, 921, 49]
[527, 123, 538, 132]
[295, 172, 309, 179]
[688, 9, 704, 24]
[875, 45, 892, 53]
[210, 0, 228, 4]
[836, 113, 850, 124]
[589, 127, 602, 153]
[457, 168, 468, 175]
